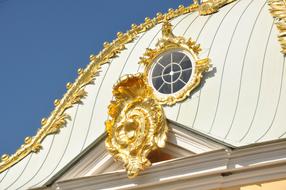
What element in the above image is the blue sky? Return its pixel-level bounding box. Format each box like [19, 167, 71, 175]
[0, 0, 191, 156]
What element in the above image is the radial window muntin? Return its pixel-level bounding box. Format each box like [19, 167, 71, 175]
[148, 48, 196, 99]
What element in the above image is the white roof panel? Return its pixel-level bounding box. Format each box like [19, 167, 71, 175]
[1, 0, 285, 189]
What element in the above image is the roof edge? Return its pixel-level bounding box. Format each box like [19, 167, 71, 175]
[0, 2, 200, 174]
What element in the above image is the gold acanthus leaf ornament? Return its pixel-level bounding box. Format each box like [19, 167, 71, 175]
[0, 3, 199, 174]
[199, 0, 236, 15]
[140, 20, 211, 106]
[268, 0, 286, 54]
[105, 74, 168, 178]
[106, 20, 211, 178]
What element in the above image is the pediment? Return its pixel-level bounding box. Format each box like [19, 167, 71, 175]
[47, 140, 286, 190]
[54, 121, 226, 183]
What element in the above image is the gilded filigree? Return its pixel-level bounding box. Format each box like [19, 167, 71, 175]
[0, 3, 199, 174]
[1, 0, 279, 179]
[0, 62, 101, 173]
[140, 20, 211, 106]
[105, 20, 210, 178]
[268, 0, 286, 54]
[105, 74, 168, 178]
[199, 0, 236, 15]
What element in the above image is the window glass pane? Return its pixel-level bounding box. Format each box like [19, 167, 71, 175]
[159, 83, 171, 94]
[172, 52, 185, 63]
[173, 79, 185, 93]
[181, 69, 192, 83]
[180, 56, 192, 70]
[152, 64, 164, 77]
[159, 53, 171, 67]
[151, 50, 193, 95]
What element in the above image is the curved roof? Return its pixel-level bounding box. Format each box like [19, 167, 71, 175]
[172, 0, 285, 146]
[0, 0, 285, 189]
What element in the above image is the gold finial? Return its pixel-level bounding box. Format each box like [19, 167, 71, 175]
[117, 32, 123, 38]
[162, 19, 175, 39]
[54, 99, 60, 107]
[155, 12, 164, 23]
[24, 137, 32, 144]
[144, 17, 151, 22]
[103, 41, 110, 48]
[193, 0, 199, 4]
[199, 0, 236, 15]
[1, 154, 9, 161]
[131, 23, 137, 29]
[89, 54, 96, 62]
[77, 68, 84, 75]
[66, 82, 73, 90]
[41, 118, 47, 126]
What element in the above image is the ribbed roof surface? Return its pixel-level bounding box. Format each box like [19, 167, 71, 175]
[169, 0, 285, 146]
[1, 0, 285, 189]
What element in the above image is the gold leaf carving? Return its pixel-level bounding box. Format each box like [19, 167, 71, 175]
[199, 0, 236, 15]
[105, 74, 168, 178]
[0, 3, 199, 173]
[106, 20, 211, 178]
[140, 20, 211, 105]
[0, 63, 102, 173]
[268, 0, 286, 54]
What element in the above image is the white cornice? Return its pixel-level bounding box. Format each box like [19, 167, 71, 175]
[49, 121, 225, 184]
[32, 140, 286, 190]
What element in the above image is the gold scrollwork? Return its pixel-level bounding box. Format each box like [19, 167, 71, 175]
[1, 0, 278, 179]
[105, 20, 210, 178]
[268, 0, 286, 54]
[140, 20, 211, 106]
[199, 0, 236, 15]
[105, 74, 168, 178]
[0, 3, 199, 174]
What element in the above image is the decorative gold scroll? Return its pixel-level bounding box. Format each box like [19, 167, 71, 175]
[268, 0, 286, 54]
[0, 3, 199, 174]
[140, 20, 211, 106]
[105, 74, 168, 178]
[199, 0, 236, 15]
[0, 63, 102, 173]
[105, 20, 210, 178]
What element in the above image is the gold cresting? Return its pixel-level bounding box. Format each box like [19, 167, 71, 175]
[0, 3, 199, 174]
[105, 74, 168, 178]
[140, 20, 211, 106]
[268, 0, 286, 54]
[105, 20, 210, 178]
[199, 0, 236, 15]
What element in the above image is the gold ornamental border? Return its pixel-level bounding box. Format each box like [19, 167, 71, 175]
[0, 3, 200, 174]
[4, 0, 280, 173]
[105, 73, 168, 178]
[140, 20, 210, 106]
[268, 0, 286, 54]
[200, 0, 286, 54]
[105, 20, 210, 178]
[199, 0, 236, 15]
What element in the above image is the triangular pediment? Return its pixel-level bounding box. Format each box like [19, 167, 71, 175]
[50, 121, 226, 184]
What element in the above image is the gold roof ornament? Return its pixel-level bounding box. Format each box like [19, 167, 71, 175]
[268, 0, 286, 54]
[140, 20, 211, 105]
[105, 20, 211, 178]
[0, 3, 198, 174]
[199, 0, 236, 15]
[105, 74, 168, 178]
[4, 0, 283, 178]
[199, 0, 286, 55]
